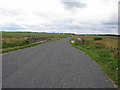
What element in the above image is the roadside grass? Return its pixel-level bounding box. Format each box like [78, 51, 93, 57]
[75, 36, 119, 59]
[2, 37, 29, 49]
[1, 34, 68, 53]
[1, 41, 44, 53]
[2, 36, 67, 49]
[70, 37, 119, 86]
[1, 32, 69, 48]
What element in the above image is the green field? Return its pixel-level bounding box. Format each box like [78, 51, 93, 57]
[1, 32, 69, 37]
[70, 36, 119, 86]
[1, 32, 70, 53]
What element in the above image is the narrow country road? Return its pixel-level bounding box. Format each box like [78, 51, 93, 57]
[2, 38, 114, 88]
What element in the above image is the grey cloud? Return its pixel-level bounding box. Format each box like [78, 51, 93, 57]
[41, 18, 116, 32]
[1, 24, 25, 31]
[103, 18, 118, 26]
[62, 2, 86, 9]
[102, 14, 118, 29]
[1, 17, 117, 34]
[103, 22, 117, 25]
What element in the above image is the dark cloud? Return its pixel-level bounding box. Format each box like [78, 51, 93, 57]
[62, 2, 86, 9]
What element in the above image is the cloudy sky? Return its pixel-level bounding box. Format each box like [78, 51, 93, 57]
[0, 0, 118, 34]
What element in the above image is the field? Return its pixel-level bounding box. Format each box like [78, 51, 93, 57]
[1, 32, 70, 37]
[1, 32, 70, 53]
[1, 32, 119, 86]
[71, 36, 119, 86]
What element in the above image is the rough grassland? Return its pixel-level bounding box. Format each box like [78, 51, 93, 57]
[70, 36, 119, 87]
[1, 32, 69, 53]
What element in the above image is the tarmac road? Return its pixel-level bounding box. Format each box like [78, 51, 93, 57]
[2, 38, 114, 88]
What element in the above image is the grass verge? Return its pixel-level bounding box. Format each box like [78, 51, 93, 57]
[1, 41, 45, 53]
[70, 38, 119, 87]
[1, 37, 67, 54]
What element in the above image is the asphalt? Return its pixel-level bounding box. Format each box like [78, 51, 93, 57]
[2, 38, 114, 88]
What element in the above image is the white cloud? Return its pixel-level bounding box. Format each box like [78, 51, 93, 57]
[0, 0, 118, 34]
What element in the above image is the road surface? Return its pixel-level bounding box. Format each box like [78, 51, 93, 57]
[2, 38, 114, 88]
